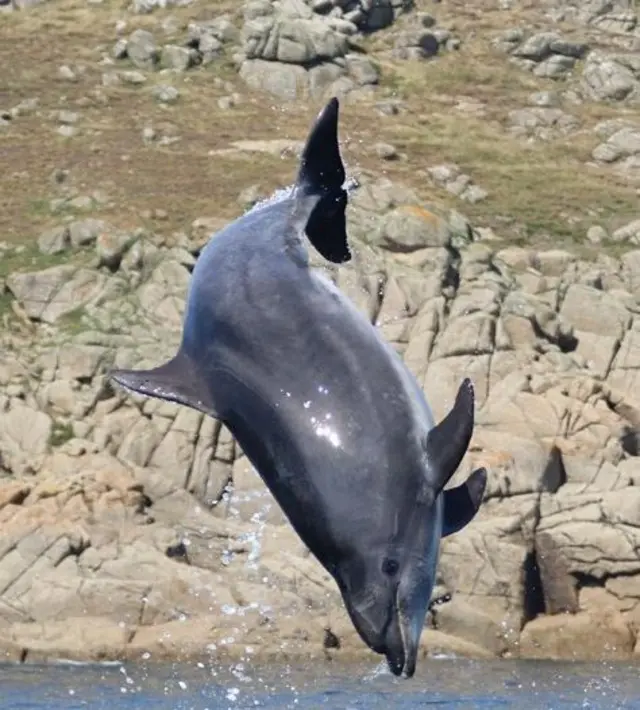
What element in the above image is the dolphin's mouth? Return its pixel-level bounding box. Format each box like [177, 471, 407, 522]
[392, 590, 418, 679]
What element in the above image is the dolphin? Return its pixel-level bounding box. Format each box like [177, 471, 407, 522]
[110, 97, 487, 679]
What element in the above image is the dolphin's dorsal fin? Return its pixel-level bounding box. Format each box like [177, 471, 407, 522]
[442, 467, 487, 537]
[424, 378, 475, 495]
[289, 97, 351, 264]
[110, 349, 217, 417]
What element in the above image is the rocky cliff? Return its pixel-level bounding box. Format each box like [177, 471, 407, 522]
[1, 0, 640, 667]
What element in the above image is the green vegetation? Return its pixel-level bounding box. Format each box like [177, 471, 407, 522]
[0, 244, 90, 280]
[49, 420, 74, 448]
[57, 307, 90, 335]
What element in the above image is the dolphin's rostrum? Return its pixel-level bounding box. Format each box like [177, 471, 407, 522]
[110, 98, 487, 678]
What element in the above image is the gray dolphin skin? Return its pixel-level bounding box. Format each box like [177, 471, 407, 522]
[110, 98, 488, 679]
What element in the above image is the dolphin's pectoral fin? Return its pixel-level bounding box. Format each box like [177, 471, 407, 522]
[109, 349, 218, 418]
[442, 467, 487, 537]
[424, 378, 475, 494]
[289, 97, 351, 265]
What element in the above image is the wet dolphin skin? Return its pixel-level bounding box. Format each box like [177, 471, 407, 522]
[110, 98, 488, 678]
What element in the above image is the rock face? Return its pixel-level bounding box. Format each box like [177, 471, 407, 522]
[237, 0, 389, 100]
[546, 0, 639, 37]
[591, 119, 640, 180]
[6, 266, 107, 324]
[106, 1, 389, 101]
[495, 29, 589, 80]
[3, 173, 640, 665]
[581, 52, 640, 104]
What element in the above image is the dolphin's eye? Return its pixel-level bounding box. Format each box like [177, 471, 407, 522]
[382, 558, 399, 577]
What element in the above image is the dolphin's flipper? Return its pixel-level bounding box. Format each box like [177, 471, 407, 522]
[441, 467, 487, 537]
[290, 97, 351, 264]
[424, 378, 475, 495]
[110, 349, 218, 417]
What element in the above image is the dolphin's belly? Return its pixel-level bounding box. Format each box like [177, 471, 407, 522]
[189, 235, 432, 552]
[210, 316, 427, 557]
[221, 376, 423, 563]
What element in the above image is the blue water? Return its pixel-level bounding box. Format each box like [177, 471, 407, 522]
[2, 658, 639, 709]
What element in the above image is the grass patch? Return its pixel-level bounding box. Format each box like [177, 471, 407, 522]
[0, 0, 637, 261]
[49, 420, 75, 448]
[0, 244, 91, 280]
[0, 291, 14, 320]
[353, 45, 640, 249]
[57, 307, 90, 335]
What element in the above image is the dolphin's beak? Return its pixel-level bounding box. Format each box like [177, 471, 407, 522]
[392, 582, 431, 679]
[397, 605, 419, 678]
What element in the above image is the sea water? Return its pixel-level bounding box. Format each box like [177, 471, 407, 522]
[2, 657, 639, 709]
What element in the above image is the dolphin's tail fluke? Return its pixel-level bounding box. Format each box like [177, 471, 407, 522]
[290, 97, 352, 264]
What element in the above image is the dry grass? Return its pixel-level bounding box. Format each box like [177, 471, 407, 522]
[0, 0, 638, 267]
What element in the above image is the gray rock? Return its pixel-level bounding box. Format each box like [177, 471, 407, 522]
[57, 344, 106, 381]
[188, 16, 239, 46]
[427, 164, 488, 203]
[345, 54, 379, 85]
[592, 129, 635, 162]
[56, 112, 80, 126]
[244, 0, 273, 22]
[152, 85, 180, 103]
[591, 125, 640, 179]
[327, 17, 359, 35]
[560, 283, 630, 339]
[374, 207, 451, 251]
[58, 64, 78, 83]
[374, 142, 398, 160]
[0, 404, 52, 475]
[120, 70, 147, 85]
[528, 90, 559, 107]
[102, 72, 122, 87]
[308, 61, 345, 97]
[38, 226, 70, 255]
[10, 98, 38, 118]
[6, 266, 107, 324]
[460, 184, 489, 204]
[127, 29, 159, 70]
[394, 30, 439, 59]
[512, 32, 561, 61]
[160, 45, 195, 72]
[549, 38, 589, 59]
[96, 231, 135, 270]
[199, 34, 223, 64]
[581, 52, 640, 102]
[555, 0, 638, 36]
[130, 0, 194, 13]
[533, 54, 576, 79]
[239, 59, 309, 101]
[112, 38, 128, 60]
[612, 219, 640, 244]
[243, 15, 348, 64]
[508, 107, 579, 141]
[69, 219, 107, 248]
[586, 225, 607, 244]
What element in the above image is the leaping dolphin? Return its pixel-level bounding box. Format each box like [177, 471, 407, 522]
[110, 98, 487, 679]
